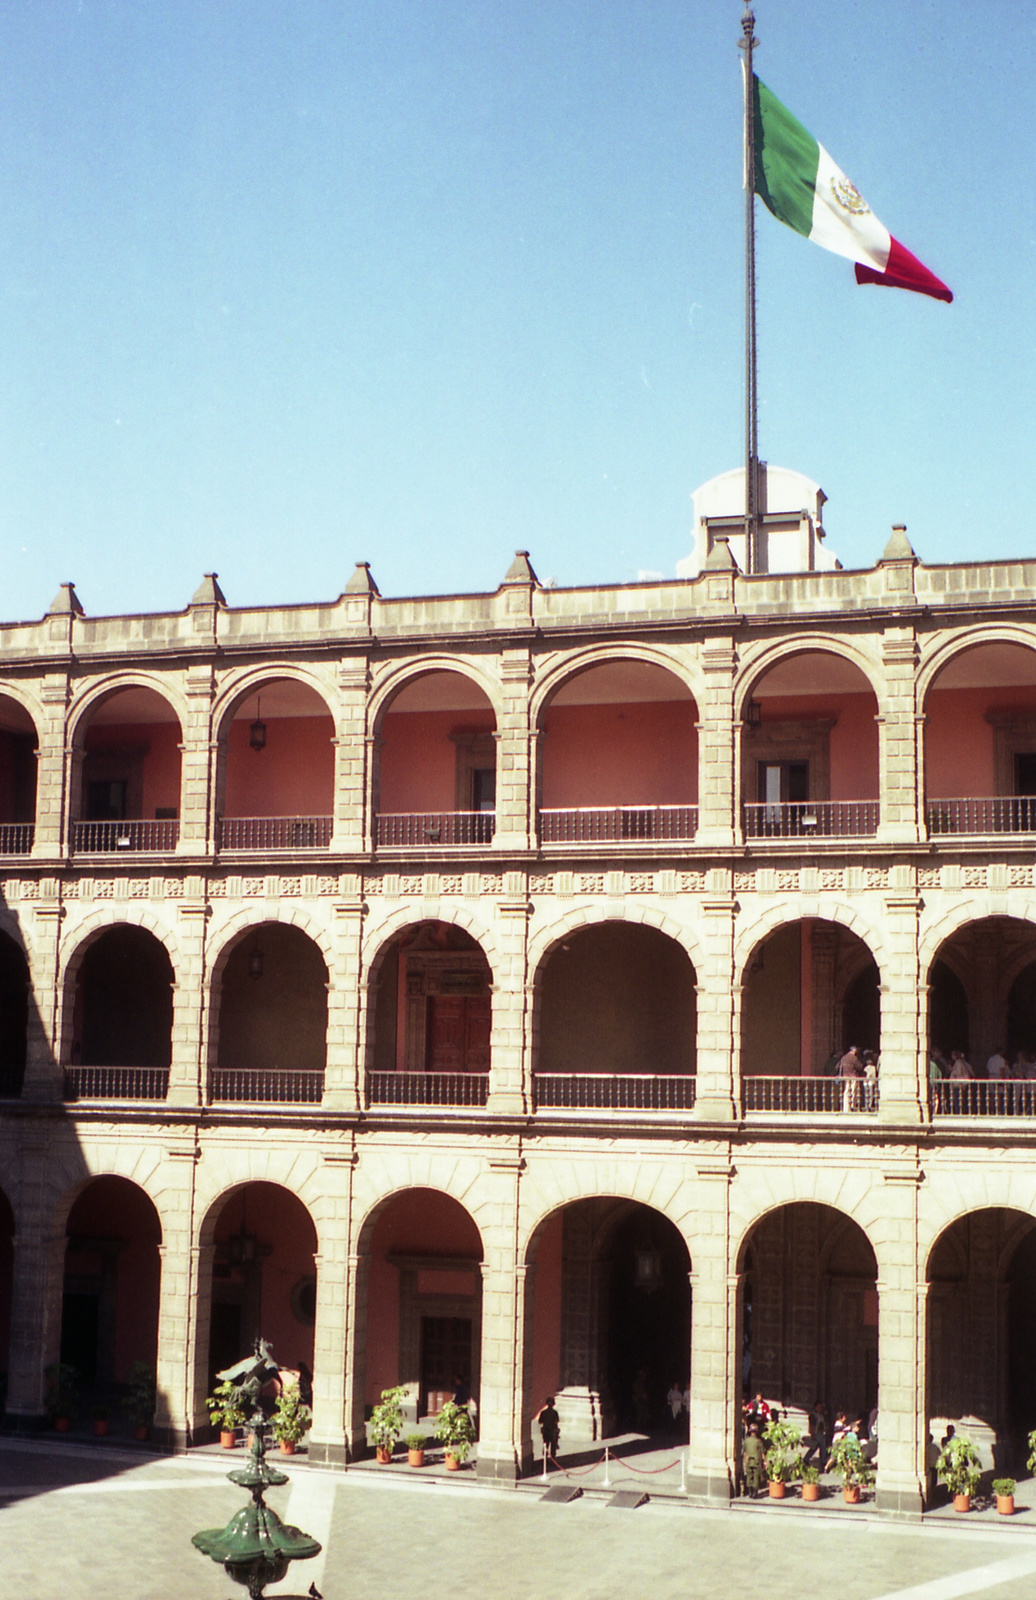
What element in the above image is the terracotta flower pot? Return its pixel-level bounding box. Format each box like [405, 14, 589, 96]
[801, 1482, 820, 1502]
[768, 1480, 786, 1499]
[220, 1430, 237, 1450]
[445, 1452, 462, 1471]
[997, 1495, 1014, 1516]
[843, 1483, 861, 1504]
[93, 1419, 109, 1437]
[375, 1444, 392, 1464]
[408, 1448, 425, 1468]
[279, 1439, 297, 1456]
[54, 1416, 70, 1434]
[133, 1425, 150, 1442]
[953, 1493, 971, 1513]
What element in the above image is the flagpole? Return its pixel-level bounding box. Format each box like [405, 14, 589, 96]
[740, 3, 758, 574]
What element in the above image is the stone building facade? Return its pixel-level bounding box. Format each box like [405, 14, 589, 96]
[1, 532, 1036, 1517]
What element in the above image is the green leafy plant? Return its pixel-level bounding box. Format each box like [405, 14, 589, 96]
[206, 1379, 246, 1434]
[44, 1362, 79, 1419]
[763, 1417, 804, 1484]
[828, 1436, 874, 1489]
[993, 1478, 1016, 1498]
[801, 1464, 821, 1484]
[368, 1385, 408, 1451]
[937, 1434, 981, 1499]
[271, 1381, 313, 1446]
[405, 1433, 427, 1451]
[1027, 1428, 1036, 1479]
[433, 1399, 476, 1463]
[124, 1362, 156, 1427]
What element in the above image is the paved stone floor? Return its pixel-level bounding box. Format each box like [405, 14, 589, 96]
[5, 1438, 1036, 1600]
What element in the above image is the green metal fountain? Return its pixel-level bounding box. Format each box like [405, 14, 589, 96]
[193, 1339, 322, 1600]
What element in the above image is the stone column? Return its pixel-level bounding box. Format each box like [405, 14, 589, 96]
[878, 888, 926, 1125]
[4, 1133, 64, 1425]
[877, 627, 922, 845]
[322, 884, 365, 1114]
[154, 1202, 198, 1449]
[694, 881, 738, 1121]
[487, 883, 529, 1115]
[177, 666, 216, 854]
[341, 1251, 368, 1462]
[695, 640, 737, 848]
[686, 1171, 735, 1505]
[492, 650, 534, 852]
[31, 674, 71, 858]
[308, 1163, 354, 1467]
[330, 659, 370, 852]
[875, 1174, 926, 1516]
[185, 1241, 216, 1441]
[554, 1201, 607, 1443]
[21, 897, 64, 1102]
[167, 897, 207, 1107]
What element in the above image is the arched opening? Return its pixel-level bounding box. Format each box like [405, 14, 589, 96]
[927, 916, 1036, 1112]
[0, 695, 37, 855]
[67, 926, 173, 1100]
[60, 1177, 161, 1427]
[740, 1203, 878, 1443]
[927, 1207, 1036, 1475]
[537, 659, 698, 842]
[740, 920, 880, 1111]
[207, 1183, 318, 1397]
[375, 670, 497, 846]
[355, 1189, 483, 1451]
[0, 932, 29, 1098]
[368, 921, 491, 1107]
[219, 677, 335, 851]
[741, 651, 879, 838]
[0, 1186, 13, 1416]
[925, 641, 1036, 837]
[72, 686, 182, 853]
[535, 923, 696, 1110]
[212, 924, 327, 1104]
[524, 1199, 691, 1454]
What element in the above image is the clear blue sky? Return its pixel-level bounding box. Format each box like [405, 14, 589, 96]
[0, 1, 1030, 619]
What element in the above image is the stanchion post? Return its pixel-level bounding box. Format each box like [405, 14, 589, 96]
[601, 1444, 611, 1489]
[679, 1452, 687, 1494]
[542, 1442, 548, 1481]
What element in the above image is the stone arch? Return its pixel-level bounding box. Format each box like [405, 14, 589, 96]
[210, 664, 339, 741]
[368, 656, 504, 730]
[519, 1166, 696, 1264]
[207, 906, 334, 984]
[919, 1187, 1036, 1273]
[732, 1191, 883, 1278]
[362, 904, 499, 981]
[734, 634, 883, 721]
[57, 1172, 164, 1391]
[528, 903, 703, 978]
[66, 673, 190, 747]
[0, 680, 46, 738]
[918, 897, 1036, 977]
[59, 917, 178, 1074]
[363, 919, 494, 1088]
[355, 1182, 487, 1258]
[916, 626, 1036, 708]
[206, 919, 330, 1094]
[529, 644, 702, 726]
[734, 902, 886, 986]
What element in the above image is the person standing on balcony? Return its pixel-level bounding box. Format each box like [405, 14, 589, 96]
[837, 1045, 863, 1111]
[949, 1051, 974, 1079]
[987, 1046, 1008, 1079]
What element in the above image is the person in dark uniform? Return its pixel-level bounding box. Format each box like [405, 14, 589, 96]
[537, 1396, 560, 1459]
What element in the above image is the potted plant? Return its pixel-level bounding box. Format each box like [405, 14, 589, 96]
[271, 1380, 313, 1456]
[433, 1398, 475, 1469]
[829, 1436, 874, 1504]
[993, 1477, 1016, 1516]
[763, 1417, 804, 1498]
[406, 1432, 427, 1468]
[937, 1433, 981, 1512]
[206, 1379, 246, 1449]
[801, 1464, 821, 1502]
[125, 1362, 156, 1441]
[93, 1404, 111, 1438]
[44, 1362, 79, 1433]
[369, 1385, 408, 1464]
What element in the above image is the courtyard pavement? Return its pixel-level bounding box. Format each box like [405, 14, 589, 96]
[5, 1436, 1036, 1600]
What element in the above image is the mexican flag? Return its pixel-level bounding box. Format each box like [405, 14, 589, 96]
[751, 75, 952, 304]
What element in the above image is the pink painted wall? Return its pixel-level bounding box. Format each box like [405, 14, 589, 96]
[365, 1189, 483, 1403]
[529, 1211, 563, 1410]
[758, 694, 878, 798]
[213, 1183, 317, 1373]
[65, 1177, 161, 1382]
[85, 722, 182, 817]
[541, 701, 698, 808]
[925, 686, 1036, 797]
[379, 710, 495, 813]
[224, 717, 334, 817]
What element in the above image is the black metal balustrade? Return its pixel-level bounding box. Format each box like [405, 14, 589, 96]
[926, 798, 1036, 836]
[930, 1080, 1036, 1116]
[63, 1066, 169, 1100]
[0, 824, 33, 855]
[367, 1072, 489, 1107]
[72, 819, 180, 853]
[218, 816, 333, 850]
[374, 812, 495, 847]
[539, 806, 699, 844]
[535, 1074, 696, 1111]
[209, 1068, 324, 1104]
[741, 1076, 878, 1114]
[742, 801, 879, 839]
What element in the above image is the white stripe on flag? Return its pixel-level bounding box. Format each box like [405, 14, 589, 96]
[810, 144, 891, 271]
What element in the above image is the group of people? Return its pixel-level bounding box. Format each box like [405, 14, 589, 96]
[825, 1046, 880, 1112]
[929, 1045, 1036, 1081]
[739, 1395, 878, 1496]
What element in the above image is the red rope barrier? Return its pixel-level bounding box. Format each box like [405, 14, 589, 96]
[612, 1454, 683, 1476]
[546, 1450, 608, 1477]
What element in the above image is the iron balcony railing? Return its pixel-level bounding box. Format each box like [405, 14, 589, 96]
[535, 1074, 697, 1112]
[741, 1076, 878, 1114]
[539, 805, 699, 844]
[209, 1068, 324, 1104]
[926, 797, 1036, 836]
[930, 1080, 1036, 1116]
[63, 1066, 169, 1101]
[217, 816, 333, 851]
[0, 823, 33, 855]
[367, 1071, 489, 1108]
[742, 801, 880, 840]
[72, 819, 180, 853]
[374, 812, 495, 848]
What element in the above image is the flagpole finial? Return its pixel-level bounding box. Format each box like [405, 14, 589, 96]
[741, 5, 755, 46]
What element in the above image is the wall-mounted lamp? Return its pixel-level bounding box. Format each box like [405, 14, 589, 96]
[249, 695, 267, 752]
[634, 1245, 663, 1293]
[247, 939, 264, 981]
[744, 699, 762, 729]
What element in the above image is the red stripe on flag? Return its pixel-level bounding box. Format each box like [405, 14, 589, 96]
[855, 236, 952, 303]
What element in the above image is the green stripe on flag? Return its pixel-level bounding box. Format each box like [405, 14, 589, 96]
[753, 76, 820, 239]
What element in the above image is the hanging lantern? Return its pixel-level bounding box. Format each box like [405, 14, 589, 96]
[634, 1245, 663, 1293]
[248, 944, 264, 980]
[249, 695, 267, 751]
